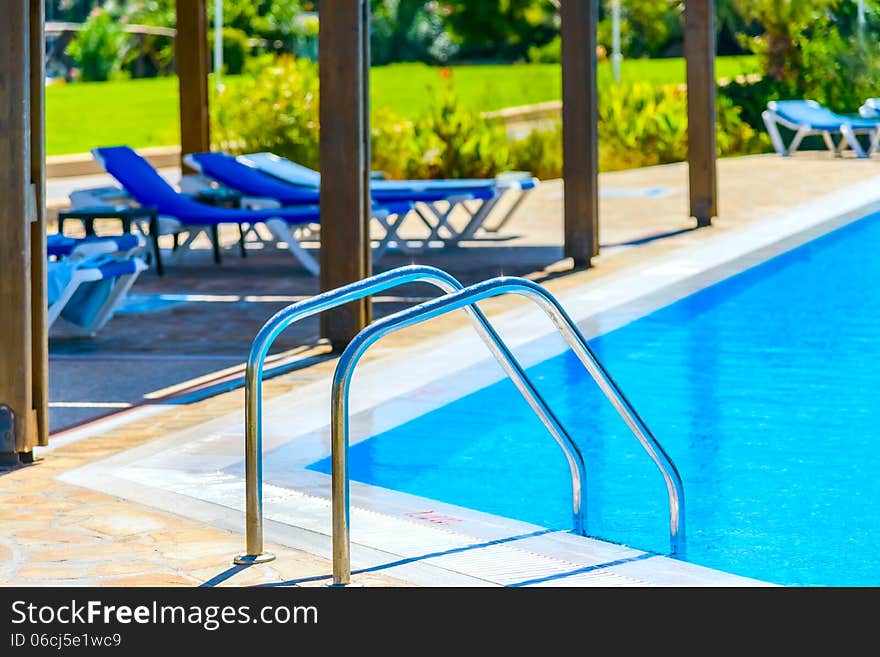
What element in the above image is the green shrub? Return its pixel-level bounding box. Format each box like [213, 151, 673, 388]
[212, 55, 768, 183]
[208, 27, 251, 76]
[119, 33, 175, 78]
[508, 122, 562, 179]
[717, 75, 775, 131]
[370, 110, 428, 179]
[527, 36, 560, 64]
[65, 9, 127, 82]
[211, 55, 320, 168]
[598, 82, 689, 171]
[598, 81, 769, 172]
[797, 32, 880, 114]
[715, 92, 771, 157]
[214, 60, 512, 179]
[371, 90, 512, 179]
[413, 88, 512, 179]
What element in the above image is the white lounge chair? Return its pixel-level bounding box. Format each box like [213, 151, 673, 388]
[762, 99, 880, 158]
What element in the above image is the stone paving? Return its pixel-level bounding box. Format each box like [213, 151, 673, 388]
[5, 151, 880, 587]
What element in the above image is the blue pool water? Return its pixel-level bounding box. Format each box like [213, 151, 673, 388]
[309, 211, 880, 586]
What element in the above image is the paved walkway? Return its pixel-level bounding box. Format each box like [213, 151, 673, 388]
[5, 152, 880, 586]
[46, 153, 880, 431]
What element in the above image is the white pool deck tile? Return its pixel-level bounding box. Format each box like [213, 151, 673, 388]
[53, 172, 880, 587]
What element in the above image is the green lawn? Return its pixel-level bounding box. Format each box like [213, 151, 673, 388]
[372, 55, 758, 117]
[47, 76, 180, 156]
[46, 55, 759, 156]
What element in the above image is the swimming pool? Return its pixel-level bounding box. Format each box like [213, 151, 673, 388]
[308, 209, 880, 587]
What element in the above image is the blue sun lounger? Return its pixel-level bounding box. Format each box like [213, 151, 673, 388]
[762, 99, 880, 157]
[180, 151, 414, 258]
[236, 151, 539, 250]
[47, 248, 149, 336]
[92, 146, 336, 275]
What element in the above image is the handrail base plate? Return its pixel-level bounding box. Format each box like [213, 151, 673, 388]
[327, 580, 364, 588]
[233, 552, 276, 565]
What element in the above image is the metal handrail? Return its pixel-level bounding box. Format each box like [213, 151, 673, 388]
[330, 275, 685, 585]
[235, 265, 586, 564]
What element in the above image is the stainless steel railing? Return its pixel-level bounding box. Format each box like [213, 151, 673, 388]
[330, 275, 685, 585]
[235, 265, 586, 565]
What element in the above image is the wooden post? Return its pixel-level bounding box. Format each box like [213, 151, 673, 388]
[175, 0, 210, 172]
[0, 0, 43, 464]
[561, 0, 599, 268]
[360, 0, 373, 279]
[319, 0, 372, 350]
[685, 0, 717, 227]
[29, 0, 48, 450]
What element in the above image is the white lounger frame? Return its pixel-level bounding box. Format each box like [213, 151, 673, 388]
[762, 100, 880, 158]
[407, 177, 536, 251]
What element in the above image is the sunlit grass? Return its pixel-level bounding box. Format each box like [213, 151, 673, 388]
[46, 55, 760, 156]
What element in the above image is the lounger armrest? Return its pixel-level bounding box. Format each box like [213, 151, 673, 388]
[860, 103, 880, 119]
[69, 236, 141, 259]
[69, 267, 105, 284]
[69, 185, 132, 209]
[496, 171, 539, 190]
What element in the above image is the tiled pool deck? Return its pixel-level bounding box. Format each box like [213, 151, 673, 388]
[4, 152, 880, 587]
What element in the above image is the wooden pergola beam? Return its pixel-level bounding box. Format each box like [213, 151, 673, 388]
[0, 0, 47, 464]
[560, 0, 600, 268]
[176, 0, 210, 172]
[685, 0, 718, 226]
[318, 0, 372, 350]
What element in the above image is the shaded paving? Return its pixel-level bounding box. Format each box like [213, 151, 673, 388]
[47, 215, 570, 433]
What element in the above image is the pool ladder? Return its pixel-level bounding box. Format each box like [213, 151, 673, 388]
[234, 265, 685, 586]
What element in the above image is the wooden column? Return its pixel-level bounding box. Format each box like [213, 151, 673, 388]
[176, 0, 210, 172]
[29, 0, 48, 450]
[0, 0, 45, 464]
[560, 0, 599, 268]
[684, 0, 717, 227]
[319, 0, 372, 350]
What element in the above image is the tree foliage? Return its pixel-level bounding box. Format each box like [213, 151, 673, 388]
[65, 6, 128, 81]
[598, 0, 684, 58]
[60, 0, 317, 80]
[437, 0, 558, 61]
[727, 0, 880, 115]
[370, 0, 458, 64]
